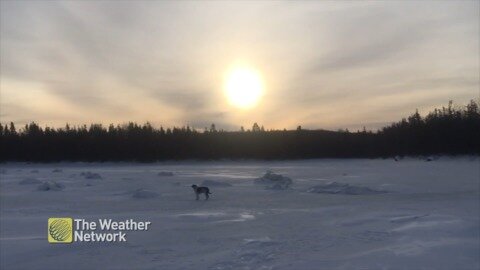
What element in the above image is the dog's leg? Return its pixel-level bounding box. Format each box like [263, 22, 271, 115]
[196, 193, 199, 200]
[205, 193, 209, 200]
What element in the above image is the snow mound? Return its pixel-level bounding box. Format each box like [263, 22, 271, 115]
[80, 172, 102, 179]
[243, 236, 277, 247]
[243, 236, 273, 244]
[307, 182, 386, 195]
[177, 212, 227, 219]
[390, 214, 429, 223]
[19, 178, 42, 185]
[37, 181, 65, 191]
[424, 156, 438, 162]
[131, 189, 159, 199]
[157, 171, 174, 176]
[254, 170, 292, 190]
[201, 180, 232, 187]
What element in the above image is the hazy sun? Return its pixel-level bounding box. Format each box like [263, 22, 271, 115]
[224, 67, 263, 109]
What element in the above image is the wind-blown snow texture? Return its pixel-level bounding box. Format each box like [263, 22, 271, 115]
[0, 158, 479, 270]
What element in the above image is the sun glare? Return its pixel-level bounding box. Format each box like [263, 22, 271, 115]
[224, 67, 264, 109]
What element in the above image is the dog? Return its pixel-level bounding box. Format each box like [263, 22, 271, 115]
[191, 184, 211, 200]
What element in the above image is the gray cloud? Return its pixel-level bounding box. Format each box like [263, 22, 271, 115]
[153, 90, 206, 109]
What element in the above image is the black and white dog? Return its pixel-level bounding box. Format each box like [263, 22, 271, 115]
[191, 185, 211, 200]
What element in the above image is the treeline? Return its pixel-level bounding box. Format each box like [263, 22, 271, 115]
[0, 100, 479, 161]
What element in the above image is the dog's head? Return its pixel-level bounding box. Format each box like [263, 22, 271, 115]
[191, 184, 197, 189]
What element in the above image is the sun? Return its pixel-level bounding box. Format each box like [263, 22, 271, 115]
[224, 67, 264, 109]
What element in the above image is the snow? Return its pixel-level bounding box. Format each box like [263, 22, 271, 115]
[306, 182, 387, 195]
[158, 171, 174, 177]
[80, 171, 103, 179]
[131, 189, 160, 199]
[0, 157, 479, 269]
[201, 180, 233, 187]
[254, 170, 293, 190]
[19, 178, 41, 185]
[36, 181, 65, 191]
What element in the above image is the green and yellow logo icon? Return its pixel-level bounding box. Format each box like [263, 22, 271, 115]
[48, 218, 73, 243]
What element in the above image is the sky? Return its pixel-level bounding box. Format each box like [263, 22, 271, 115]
[1, 1, 479, 131]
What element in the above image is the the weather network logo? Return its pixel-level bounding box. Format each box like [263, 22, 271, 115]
[47, 217, 151, 243]
[48, 218, 73, 243]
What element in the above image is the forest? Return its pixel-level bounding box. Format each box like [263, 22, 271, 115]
[1, 100, 479, 161]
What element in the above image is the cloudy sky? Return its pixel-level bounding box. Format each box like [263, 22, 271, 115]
[1, 1, 478, 131]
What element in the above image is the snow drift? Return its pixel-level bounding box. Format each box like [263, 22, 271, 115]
[131, 189, 159, 199]
[254, 170, 292, 190]
[201, 180, 232, 187]
[307, 182, 386, 195]
[37, 181, 65, 191]
[80, 171, 102, 179]
[19, 178, 41, 185]
[158, 171, 174, 176]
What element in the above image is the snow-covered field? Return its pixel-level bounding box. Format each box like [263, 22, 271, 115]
[1, 158, 479, 270]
